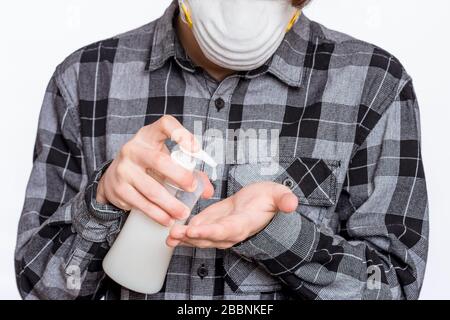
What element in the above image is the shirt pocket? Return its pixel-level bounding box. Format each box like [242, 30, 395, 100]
[224, 156, 341, 294]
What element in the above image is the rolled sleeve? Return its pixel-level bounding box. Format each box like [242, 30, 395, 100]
[231, 76, 429, 300]
[73, 160, 126, 244]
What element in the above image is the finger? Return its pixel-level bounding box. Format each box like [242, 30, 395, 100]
[272, 184, 299, 213]
[186, 223, 230, 242]
[145, 144, 170, 183]
[197, 171, 215, 199]
[107, 195, 132, 212]
[188, 216, 246, 243]
[143, 115, 200, 153]
[166, 237, 181, 248]
[188, 199, 233, 227]
[178, 238, 216, 249]
[120, 185, 174, 227]
[135, 148, 197, 192]
[178, 237, 234, 249]
[129, 166, 191, 220]
[167, 235, 233, 249]
[177, 241, 194, 248]
[166, 237, 194, 248]
[169, 224, 188, 240]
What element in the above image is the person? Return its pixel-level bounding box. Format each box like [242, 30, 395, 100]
[15, 0, 429, 300]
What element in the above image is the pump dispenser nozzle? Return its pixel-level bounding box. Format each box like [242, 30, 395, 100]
[171, 146, 218, 181]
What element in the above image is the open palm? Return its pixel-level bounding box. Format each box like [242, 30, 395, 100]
[167, 181, 298, 249]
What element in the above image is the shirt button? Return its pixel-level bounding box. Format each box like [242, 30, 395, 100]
[282, 178, 295, 189]
[197, 264, 209, 279]
[215, 98, 225, 111]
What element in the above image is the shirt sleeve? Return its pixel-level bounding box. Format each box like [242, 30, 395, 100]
[232, 77, 429, 300]
[14, 70, 126, 300]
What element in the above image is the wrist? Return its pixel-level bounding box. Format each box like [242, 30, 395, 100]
[85, 160, 126, 221]
[96, 177, 108, 204]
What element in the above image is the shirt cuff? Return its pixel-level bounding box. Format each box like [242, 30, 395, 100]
[231, 211, 319, 264]
[84, 160, 126, 220]
[72, 160, 126, 244]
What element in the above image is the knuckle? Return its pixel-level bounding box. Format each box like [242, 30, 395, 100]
[179, 171, 195, 188]
[115, 163, 128, 180]
[275, 182, 291, 195]
[114, 184, 129, 200]
[110, 190, 129, 210]
[145, 184, 164, 203]
[152, 152, 168, 169]
[116, 200, 130, 211]
[194, 229, 204, 238]
[136, 127, 147, 137]
[119, 142, 133, 159]
[145, 210, 169, 226]
[189, 216, 201, 226]
[141, 203, 156, 215]
[169, 203, 184, 218]
[160, 115, 175, 128]
[108, 184, 120, 199]
[136, 200, 156, 216]
[189, 215, 198, 223]
[147, 196, 179, 219]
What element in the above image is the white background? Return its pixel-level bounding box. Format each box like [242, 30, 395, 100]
[0, 0, 449, 300]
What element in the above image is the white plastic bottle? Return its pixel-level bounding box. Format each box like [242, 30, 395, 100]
[102, 146, 217, 294]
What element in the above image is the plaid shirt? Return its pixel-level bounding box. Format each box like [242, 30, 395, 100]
[15, 2, 428, 300]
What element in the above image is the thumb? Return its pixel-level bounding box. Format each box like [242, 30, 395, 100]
[272, 184, 298, 213]
[197, 171, 215, 199]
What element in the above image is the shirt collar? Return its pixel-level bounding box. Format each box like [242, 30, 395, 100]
[266, 12, 312, 88]
[145, 2, 196, 73]
[146, 1, 312, 88]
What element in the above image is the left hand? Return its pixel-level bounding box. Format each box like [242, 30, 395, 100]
[166, 182, 298, 249]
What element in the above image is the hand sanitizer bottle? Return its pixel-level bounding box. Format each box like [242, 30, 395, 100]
[102, 145, 217, 294]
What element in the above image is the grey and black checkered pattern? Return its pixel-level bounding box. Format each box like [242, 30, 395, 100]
[15, 1, 428, 300]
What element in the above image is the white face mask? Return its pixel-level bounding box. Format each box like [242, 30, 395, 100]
[179, 0, 300, 71]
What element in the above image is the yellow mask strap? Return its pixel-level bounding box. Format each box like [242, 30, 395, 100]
[286, 10, 301, 32]
[180, 1, 193, 29]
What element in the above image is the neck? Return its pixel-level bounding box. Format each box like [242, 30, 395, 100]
[175, 16, 236, 82]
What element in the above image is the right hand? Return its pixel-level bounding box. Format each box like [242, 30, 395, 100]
[96, 115, 215, 227]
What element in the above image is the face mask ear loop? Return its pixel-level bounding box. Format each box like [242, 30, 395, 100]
[180, 1, 194, 29]
[286, 10, 301, 32]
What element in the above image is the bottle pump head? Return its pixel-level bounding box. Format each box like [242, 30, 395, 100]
[171, 145, 218, 180]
